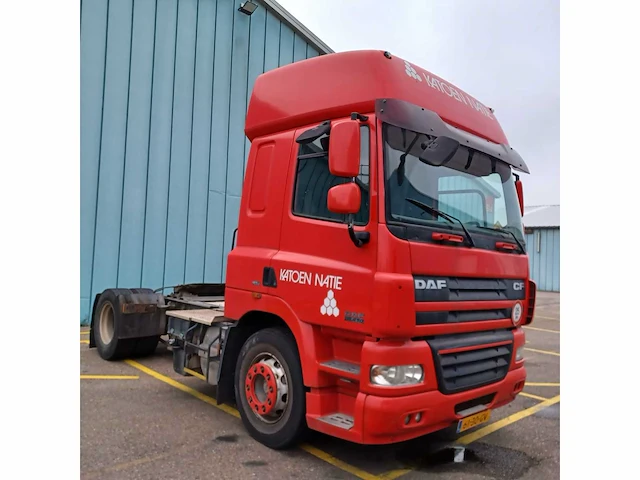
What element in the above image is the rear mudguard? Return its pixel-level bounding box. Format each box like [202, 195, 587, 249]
[89, 288, 167, 347]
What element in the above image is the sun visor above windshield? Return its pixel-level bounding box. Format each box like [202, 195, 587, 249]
[376, 98, 529, 174]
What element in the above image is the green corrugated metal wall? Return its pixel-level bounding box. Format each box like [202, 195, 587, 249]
[80, 0, 322, 324]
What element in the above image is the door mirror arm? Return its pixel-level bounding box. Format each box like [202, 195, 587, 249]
[346, 212, 370, 248]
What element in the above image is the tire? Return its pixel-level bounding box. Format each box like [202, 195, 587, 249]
[93, 289, 136, 360]
[234, 327, 307, 450]
[93, 289, 160, 360]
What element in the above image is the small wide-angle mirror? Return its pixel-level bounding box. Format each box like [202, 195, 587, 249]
[327, 183, 361, 214]
[327, 182, 369, 248]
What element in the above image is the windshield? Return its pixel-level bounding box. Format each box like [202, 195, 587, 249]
[383, 123, 525, 247]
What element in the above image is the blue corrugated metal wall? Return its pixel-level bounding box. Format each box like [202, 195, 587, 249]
[525, 228, 560, 292]
[80, 0, 322, 324]
[439, 176, 489, 224]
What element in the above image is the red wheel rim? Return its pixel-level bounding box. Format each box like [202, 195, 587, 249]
[245, 362, 279, 416]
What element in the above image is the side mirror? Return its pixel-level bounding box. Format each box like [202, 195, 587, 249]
[418, 136, 460, 166]
[327, 183, 361, 214]
[328, 120, 360, 177]
[328, 183, 369, 248]
[515, 178, 524, 216]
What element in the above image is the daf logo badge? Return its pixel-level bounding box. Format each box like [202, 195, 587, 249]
[512, 302, 523, 325]
[415, 279, 447, 290]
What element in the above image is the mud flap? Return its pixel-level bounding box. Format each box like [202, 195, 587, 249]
[89, 288, 167, 345]
[216, 322, 245, 405]
[89, 293, 99, 348]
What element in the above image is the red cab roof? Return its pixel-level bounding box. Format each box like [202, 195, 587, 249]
[245, 50, 509, 146]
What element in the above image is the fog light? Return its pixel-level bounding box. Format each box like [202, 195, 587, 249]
[415, 412, 422, 422]
[370, 364, 424, 386]
[404, 415, 410, 425]
[516, 346, 524, 361]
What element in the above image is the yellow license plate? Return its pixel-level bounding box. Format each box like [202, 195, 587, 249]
[457, 409, 491, 433]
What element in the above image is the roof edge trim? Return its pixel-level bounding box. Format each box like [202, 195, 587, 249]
[259, 0, 334, 54]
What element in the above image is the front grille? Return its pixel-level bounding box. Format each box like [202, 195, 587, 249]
[416, 308, 511, 325]
[414, 276, 526, 302]
[427, 330, 514, 394]
[455, 393, 496, 415]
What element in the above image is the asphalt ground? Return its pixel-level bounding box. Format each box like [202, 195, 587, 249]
[81, 292, 560, 480]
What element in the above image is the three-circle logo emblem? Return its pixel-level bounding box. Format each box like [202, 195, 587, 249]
[320, 290, 340, 317]
[404, 60, 422, 82]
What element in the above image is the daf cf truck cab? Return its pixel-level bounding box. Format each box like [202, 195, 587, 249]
[90, 50, 536, 450]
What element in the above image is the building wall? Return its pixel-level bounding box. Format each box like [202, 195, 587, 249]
[80, 0, 322, 324]
[524, 227, 560, 292]
[438, 176, 486, 224]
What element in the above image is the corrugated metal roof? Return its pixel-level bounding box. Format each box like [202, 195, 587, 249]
[522, 205, 559, 228]
[260, 0, 334, 54]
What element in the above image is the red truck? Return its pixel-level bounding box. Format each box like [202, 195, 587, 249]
[89, 50, 536, 450]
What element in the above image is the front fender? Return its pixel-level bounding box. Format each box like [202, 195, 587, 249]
[223, 288, 323, 387]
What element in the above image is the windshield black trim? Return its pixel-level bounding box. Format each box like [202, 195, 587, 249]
[376, 98, 529, 174]
[387, 221, 526, 254]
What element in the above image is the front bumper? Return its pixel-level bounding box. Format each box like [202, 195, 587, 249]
[360, 366, 526, 444]
[306, 329, 527, 444]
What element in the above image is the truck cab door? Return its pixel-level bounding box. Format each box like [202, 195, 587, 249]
[271, 119, 378, 332]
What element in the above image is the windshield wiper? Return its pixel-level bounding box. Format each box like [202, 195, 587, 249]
[397, 131, 422, 186]
[470, 225, 525, 253]
[405, 198, 475, 247]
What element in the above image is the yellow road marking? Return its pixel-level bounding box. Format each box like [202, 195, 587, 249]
[524, 347, 560, 357]
[457, 395, 560, 445]
[80, 331, 90, 335]
[124, 360, 240, 418]
[300, 444, 382, 480]
[378, 469, 414, 479]
[124, 360, 380, 480]
[524, 326, 560, 334]
[184, 368, 206, 381]
[81, 375, 139, 380]
[80, 339, 89, 344]
[518, 391, 549, 402]
[379, 394, 561, 479]
[526, 382, 560, 387]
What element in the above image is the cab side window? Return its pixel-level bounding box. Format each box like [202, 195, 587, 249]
[292, 126, 370, 225]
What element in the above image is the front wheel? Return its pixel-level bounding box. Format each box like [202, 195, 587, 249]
[234, 327, 307, 449]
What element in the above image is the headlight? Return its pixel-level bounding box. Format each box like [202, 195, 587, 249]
[370, 364, 423, 386]
[515, 346, 524, 361]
